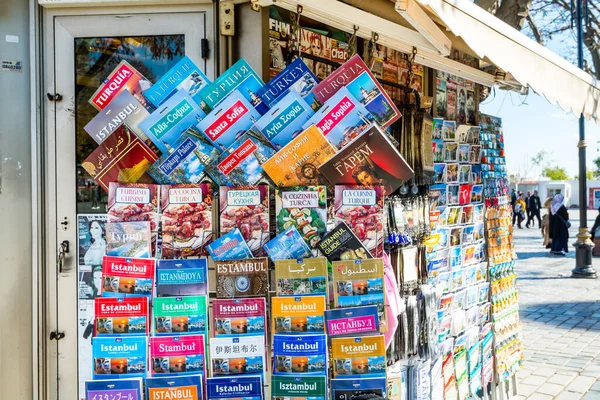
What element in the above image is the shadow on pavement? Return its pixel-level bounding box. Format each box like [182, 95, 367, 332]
[519, 301, 600, 330]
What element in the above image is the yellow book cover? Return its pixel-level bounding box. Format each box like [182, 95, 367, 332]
[271, 295, 326, 334]
[275, 257, 328, 298]
[331, 335, 386, 378]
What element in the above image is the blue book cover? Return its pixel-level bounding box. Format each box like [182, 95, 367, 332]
[144, 56, 211, 107]
[146, 375, 204, 400]
[273, 334, 328, 376]
[263, 226, 313, 262]
[258, 58, 320, 110]
[139, 89, 207, 154]
[197, 91, 261, 152]
[253, 91, 315, 150]
[199, 58, 268, 115]
[92, 336, 147, 380]
[85, 378, 143, 400]
[303, 86, 373, 150]
[206, 375, 264, 400]
[324, 305, 380, 337]
[156, 259, 208, 297]
[330, 377, 387, 399]
[207, 228, 254, 261]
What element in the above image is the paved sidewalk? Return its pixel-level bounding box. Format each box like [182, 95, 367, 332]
[515, 211, 600, 400]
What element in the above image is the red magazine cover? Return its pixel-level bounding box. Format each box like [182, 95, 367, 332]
[89, 60, 152, 111]
[93, 297, 150, 336]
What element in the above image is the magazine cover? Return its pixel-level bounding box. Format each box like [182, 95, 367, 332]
[262, 125, 337, 187]
[447, 81, 457, 121]
[101, 256, 155, 298]
[263, 226, 313, 262]
[271, 375, 327, 400]
[332, 259, 387, 332]
[139, 89, 206, 154]
[334, 185, 384, 257]
[161, 183, 213, 259]
[275, 186, 327, 255]
[303, 87, 373, 150]
[144, 56, 211, 107]
[219, 186, 269, 257]
[89, 60, 151, 111]
[273, 334, 328, 376]
[207, 228, 254, 261]
[274, 258, 328, 297]
[206, 376, 264, 400]
[146, 375, 204, 400]
[324, 305, 380, 337]
[319, 124, 414, 195]
[82, 126, 159, 192]
[214, 258, 270, 298]
[258, 57, 320, 109]
[213, 298, 267, 337]
[105, 221, 151, 258]
[199, 58, 268, 114]
[209, 336, 266, 377]
[85, 378, 143, 400]
[156, 259, 208, 297]
[271, 296, 326, 335]
[77, 214, 107, 299]
[316, 222, 373, 263]
[149, 335, 206, 378]
[153, 296, 208, 339]
[92, 336, 148, 380]
[254, 91, 315, 150]
[94, 297, 149, 336]
[330, 378, 387, 399]
[331, 335, 386, 378]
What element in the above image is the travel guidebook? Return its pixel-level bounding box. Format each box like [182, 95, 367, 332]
[206, 376, 264, 400]
[161, 183, 213, 259]
[311, 54, 400, 128]
[89, 60, 151, 111]
[155, 258, 208, 297]
[274, 258, 328, 297]
[105, 221, 151, 258]
[149, 335, 206, 378]
[334, 185, 385, 257]
[214, 257, 270, 298]
[319, 123, 414, 195]
[144, 56, 211, 107]
[85, 378, 143, 400]
[212, 298, 267, 337]
[94, 297, 149, 336]
[324, 305, 380, 337]
[153, 296, 208, 339]
[330, 377, 387, 399]
[146, 375, 203, 400]
[101, 256, 155, 298]
[262, 125, 337, 187]
[273, 334, 328, 376]
[209, 336, 266, 377]
[263, 226, 313, 262]
[82, 126, 159, 192]
[219, 186, 270, 256]
[275, 186, 327, 255]
[332, 259, 387, 331]
[206, 228, 254, 261]
[92, 336, 148, 380]
[330, 335, 386, 378]
[316, 222, 373, 263]
[271, 375, 327, 400]
[271, 296, 326, 335]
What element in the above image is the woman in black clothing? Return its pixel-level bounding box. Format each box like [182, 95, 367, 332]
[549, 194, 570, 256]
[590, 207, 600, 240]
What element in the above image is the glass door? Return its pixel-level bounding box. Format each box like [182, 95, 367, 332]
[48, 9, 213, 399]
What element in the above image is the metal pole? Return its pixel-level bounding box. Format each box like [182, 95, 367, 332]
[572, 0, 597, 278]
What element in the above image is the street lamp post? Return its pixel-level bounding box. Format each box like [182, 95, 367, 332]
[572, 0, 597, 278]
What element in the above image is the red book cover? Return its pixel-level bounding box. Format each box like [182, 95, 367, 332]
[101, 255, 156, 298]
[89, 60, 152, 111]
[94, 297, 150, 336]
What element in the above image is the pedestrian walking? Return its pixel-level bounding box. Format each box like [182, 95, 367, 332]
[541, 197, 552, 249]
[524, 191, 532, 227]
[526, 190, 542, 228]
[515, 193, 527, 229]
[590, 206, 600, 240]
[511, 189, 518, 226]
[549, 193, 570, 256]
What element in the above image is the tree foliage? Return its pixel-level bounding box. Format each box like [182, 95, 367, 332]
[542, 166, 570, 180]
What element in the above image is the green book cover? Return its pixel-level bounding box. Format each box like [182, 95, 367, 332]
[271, 375, 327, 400]
[153, 295, 208, 339]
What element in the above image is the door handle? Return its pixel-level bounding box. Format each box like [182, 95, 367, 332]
[57, 240, 70, 273]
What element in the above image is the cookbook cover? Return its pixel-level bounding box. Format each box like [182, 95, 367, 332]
[273, 334, 328, 376]
[206, 376, 264, 400]
[257, 57, 319, 110]
[161, 183, 213, 259]
[213, 298, 266, 337]
[101, 256, 155, 298]
[92, 336, 147, 380]
[207, 228, 254, 261]
[332, 259, 387, 332]
[330, 335, 386, 378]
[150, 335, 206, 378]
[94, 297, 149, 336]
[85, 378, 143, 400]
[330, 377, 387, 398]
[311, 54, 400, 128]
[144, 56, 211, 107]
[214, 257, 269, 298]
[271, 296, 326, 335]
[274, 258, 328, 297]
[153, 296, 208, 339]
[263, 226, 313, 262]
[89, 60, 151, 111]
[275, 186, 327, 255]
[262, 125, 337, 187]
[324, 305, 380, 337]
[316, 222, 373, 263]
[156, 259, 208, 297]
[82, 126, 159, 192]
[219, 185, 269, 257]
[271, 375, 327, 400]
[334, 185, 384, 257]
[319, 123, 414, 195]
[146, 375, 204, 400]
[105, 221, 151, 258]
[209, 336, 266, 377]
